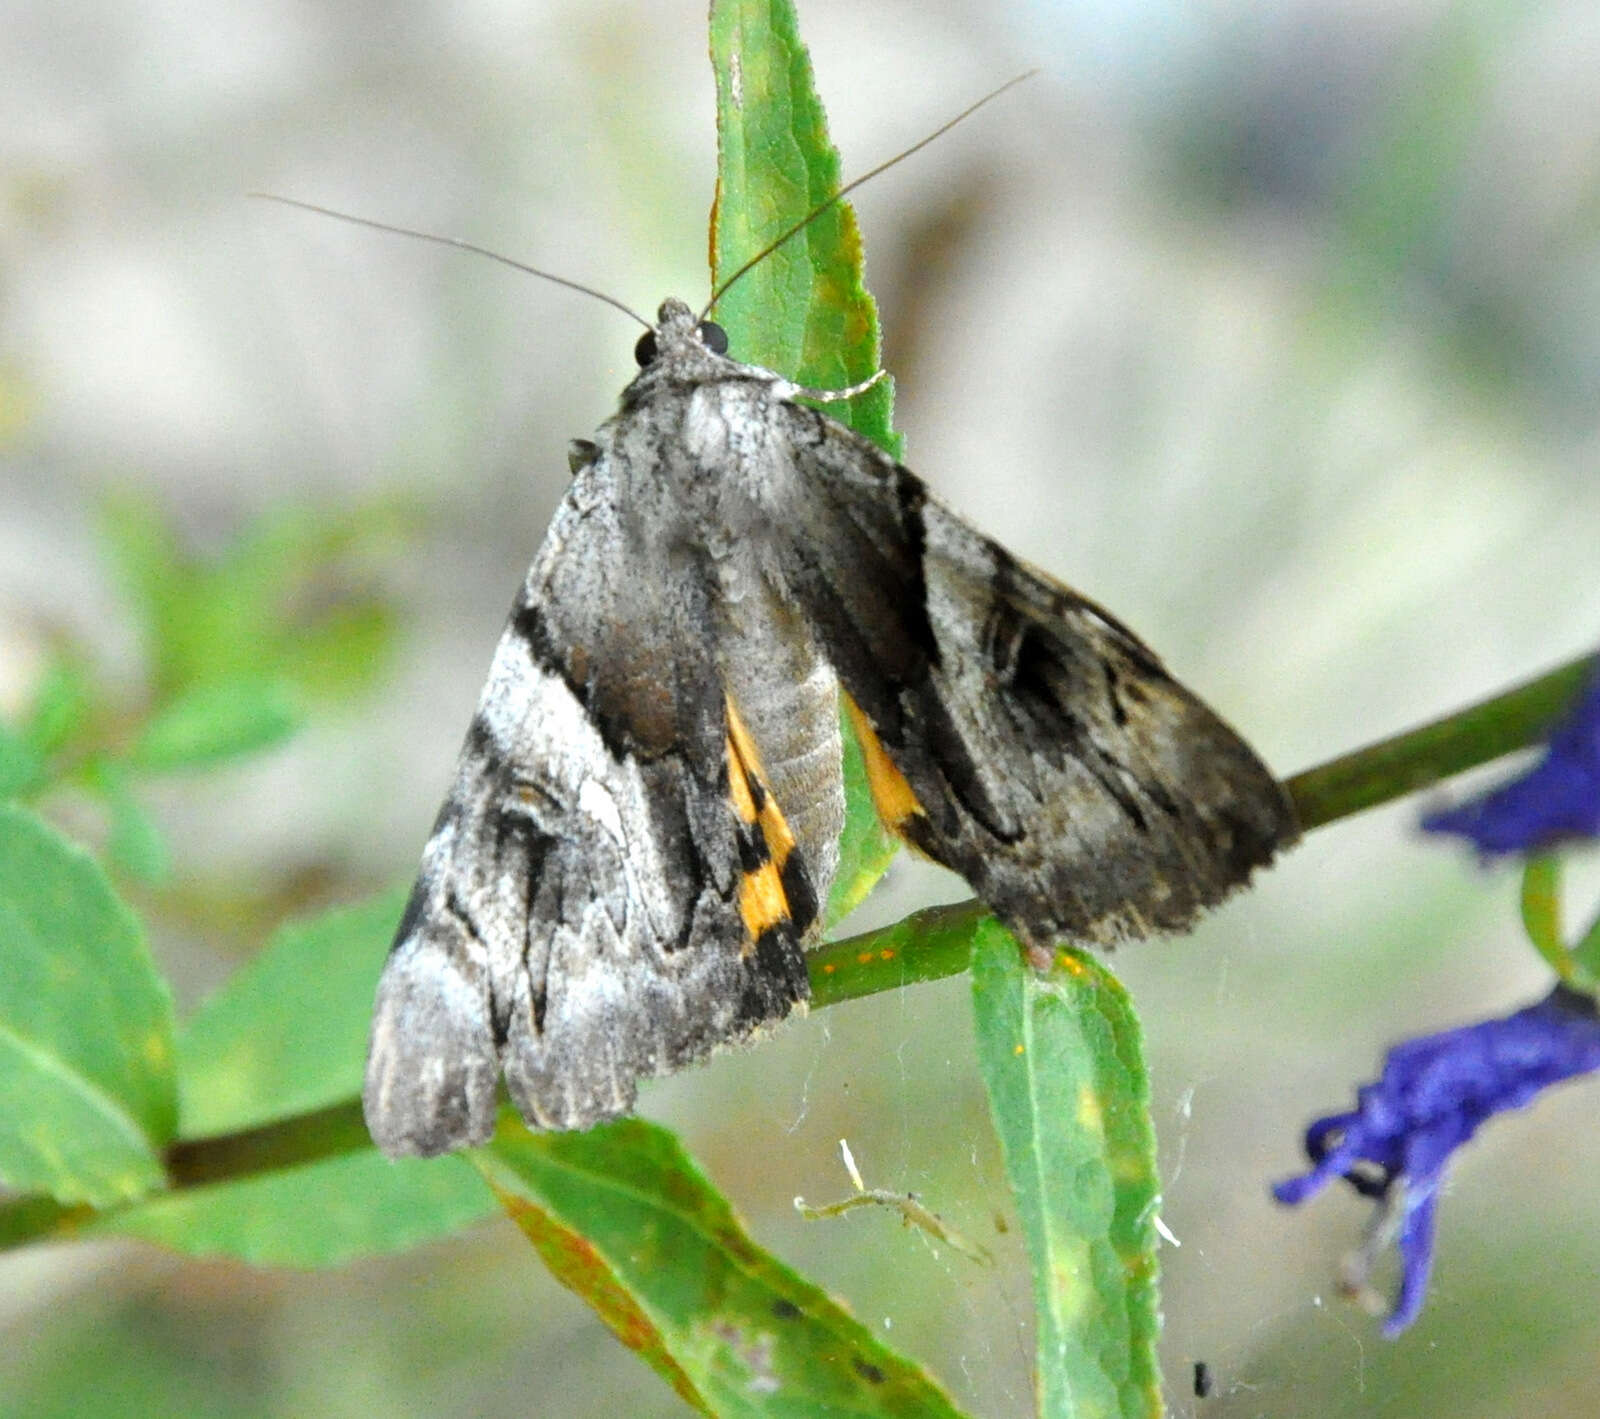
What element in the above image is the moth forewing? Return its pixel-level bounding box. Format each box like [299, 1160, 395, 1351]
[758, 398, 1298, 948]
[365, 304, 826, 1156]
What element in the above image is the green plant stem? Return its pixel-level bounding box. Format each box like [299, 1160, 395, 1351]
[164, 1100, 371, 1187]
[0, 1102, 374, 1249]
[1, 652, 1591, 1252]
[809, 899, 989, 1006]
[1281, 652, 1594, 830]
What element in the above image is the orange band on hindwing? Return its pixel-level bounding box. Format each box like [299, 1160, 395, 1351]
[843, 693, 925, 834]
[724, 698, 818, 950]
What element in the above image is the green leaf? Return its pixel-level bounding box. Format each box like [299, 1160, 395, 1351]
[827, 703, 900, 927]
[83, 759, 171, 886]
[123, 890, 499, 1264]
[281, 599, 398, 703]
[475, 1118, 973, 1418]
[21, 655, 95, 757]
[710, 0, 903, 925]
[100, 490, 401, 709]
[89, 1148, 493, 1267]
[0, 719, 46, 798]
[971, 927, 1163, 1419]
[1519, 855, 1581, 984]
[99, 491, 187, 688]
[177, 889, 407, 1135]
[709, 0, 900, 457]
[128, 676, 301, 772]
[1569, 887, 1600, 987]
[0, 803, 177, 1205]
[1, 656, 96, 798]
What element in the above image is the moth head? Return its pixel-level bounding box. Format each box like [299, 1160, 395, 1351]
[635, 304, 729, 367]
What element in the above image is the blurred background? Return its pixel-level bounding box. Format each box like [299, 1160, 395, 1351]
[5, 0, 1600, 1414]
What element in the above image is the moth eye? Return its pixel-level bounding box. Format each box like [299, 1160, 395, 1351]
[697, 320, 729, 355]
[634, 330, 659, 367]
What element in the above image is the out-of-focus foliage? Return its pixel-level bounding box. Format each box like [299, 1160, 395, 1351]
[2, 493, 404, 885]
[0, 803, 175, 1205]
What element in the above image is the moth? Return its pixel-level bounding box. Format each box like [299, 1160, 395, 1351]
[360, 287, 1298, 1157]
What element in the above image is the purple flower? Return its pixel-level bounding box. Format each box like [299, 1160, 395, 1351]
[1421, 668, 1600, 854]
[1272, 985, 1600, 1335]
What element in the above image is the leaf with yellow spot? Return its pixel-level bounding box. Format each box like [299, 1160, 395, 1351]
[970, 921, 1164, 1419]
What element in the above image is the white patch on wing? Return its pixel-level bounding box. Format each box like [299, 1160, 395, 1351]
[476, 629, 619, 804]
[579, 776, 626, 848]
[477, 631, 579, 764]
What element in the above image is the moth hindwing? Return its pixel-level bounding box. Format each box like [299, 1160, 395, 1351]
[364, 298, 1297, 1156]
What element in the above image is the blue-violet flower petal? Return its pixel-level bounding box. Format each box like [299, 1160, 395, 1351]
[1422, 669, 1600, 854]
[1273, 985, 1600, 1334]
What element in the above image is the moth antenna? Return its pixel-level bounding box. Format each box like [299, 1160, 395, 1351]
[701, 69, 1037, 320]
[250, 193, 654, 331]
